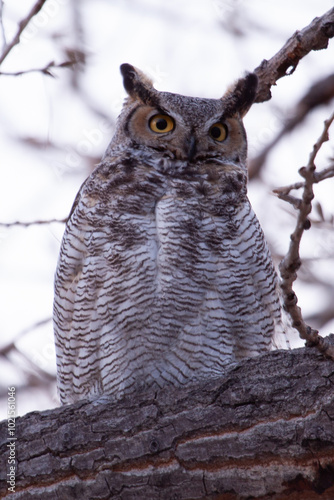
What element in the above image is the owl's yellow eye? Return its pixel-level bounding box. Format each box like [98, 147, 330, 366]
[209, 123, 228, 142]
[149, 114, 175, 134]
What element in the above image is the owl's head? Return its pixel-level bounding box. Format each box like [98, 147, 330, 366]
[107, 63, 257, 170]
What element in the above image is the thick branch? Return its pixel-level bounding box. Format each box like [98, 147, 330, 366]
[254, 7, 334, 102]
[1, 344, 334, 499]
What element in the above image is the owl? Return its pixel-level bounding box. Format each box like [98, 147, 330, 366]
[54, 63, 283, 405]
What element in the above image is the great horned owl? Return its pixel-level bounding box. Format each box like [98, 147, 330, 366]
[54, 63, 283, 405]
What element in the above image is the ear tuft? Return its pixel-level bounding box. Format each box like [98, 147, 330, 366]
[120, 63, 141, 94]
[222, 72, 258, 118]
[120, 63, 157, 105]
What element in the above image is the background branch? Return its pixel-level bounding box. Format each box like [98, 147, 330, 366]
[0, 217, 68, 228]
[249, 73, 334, 178]
[277, 111, 334, 358]
[0, 0, 6, 49]
[0, 0, 48, 66]
[0, 60, 78, 77]
[273, 163, 334, 197]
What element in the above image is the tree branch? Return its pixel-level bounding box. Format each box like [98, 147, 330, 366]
[0, 317, 52, 357]
[0, 0, 6, 49]
[273, 163, 334, 198]
[1, 343, 334, 499]
[0, 60, 78, 77]
[0, 217, 67, 228]
[277, 111, 334, 359]
[254, 7, 334, 102]
[249, 74, 334, 178]
[0, 0, 48, 66]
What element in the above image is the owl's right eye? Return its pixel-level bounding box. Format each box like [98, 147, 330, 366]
[209, 122, 228, 142]
[149, 114, 175, 134]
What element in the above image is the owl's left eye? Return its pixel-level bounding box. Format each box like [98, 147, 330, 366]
[149, 114, 175, 134]
[209, 122, 228, 142]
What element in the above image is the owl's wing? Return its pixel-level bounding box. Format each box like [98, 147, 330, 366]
[54, 218, 101, 403]
[53, 167, 160, 404]
[53, 170, 113, 403]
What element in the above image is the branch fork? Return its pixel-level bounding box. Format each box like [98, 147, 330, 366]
[276, 111, 334, 359]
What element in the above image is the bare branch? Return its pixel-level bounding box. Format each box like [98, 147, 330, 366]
[68, 0, 86, 89]
[0, 317, 56, 396]
[0, 0, 48, 66]
[1, 343, 56, 383]
[0, 60, 77, 77]
[278, 111, 334, 359]
[0, 317, 52, 356]
[254, 7, 334, 102]
[249, 74, 334, 178]
[273, 163, 334, 196]
[0, 217, 68, 228]
[0, 0, 6, 49]
[274, 192, 302, 209]
[315, 163, 334, 182]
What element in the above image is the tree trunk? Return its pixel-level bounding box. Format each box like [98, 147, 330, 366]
[1, 341, 334, 499]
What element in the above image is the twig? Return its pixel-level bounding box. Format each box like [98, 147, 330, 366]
[0, 317, 56, 387]
[249, 74, 334, 178]
[0, 60, 76, 77]
[1, 343, 56, 386]
[249, 8, 334, 178]
[69, 0, 85, 89]
[0, 0, 6, 49]
[0, 217, 68, 228]
[0, 317, 52, 356]
[273, 163, 334, 196]
[0, 317, 56, 390]
[0, 0, 48, 66]
[278, 111, 334, 359]
[254, 7, 334, 103]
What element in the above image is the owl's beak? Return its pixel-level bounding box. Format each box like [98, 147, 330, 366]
[187, 135, 197, 162]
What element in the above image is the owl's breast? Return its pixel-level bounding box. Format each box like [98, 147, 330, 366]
[150, 181, 279, 380]
[58, 159, 279, 396]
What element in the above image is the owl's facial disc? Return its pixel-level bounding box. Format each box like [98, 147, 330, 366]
[128, 106, 219, 152]
[123, 102, 247, 166]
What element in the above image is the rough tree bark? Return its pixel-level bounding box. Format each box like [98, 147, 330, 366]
[1, 342, 334, 499]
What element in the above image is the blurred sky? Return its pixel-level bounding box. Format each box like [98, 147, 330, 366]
[0, 0, 333, 419]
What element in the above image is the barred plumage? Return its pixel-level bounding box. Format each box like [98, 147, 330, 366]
[54, 64, 283, 404]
